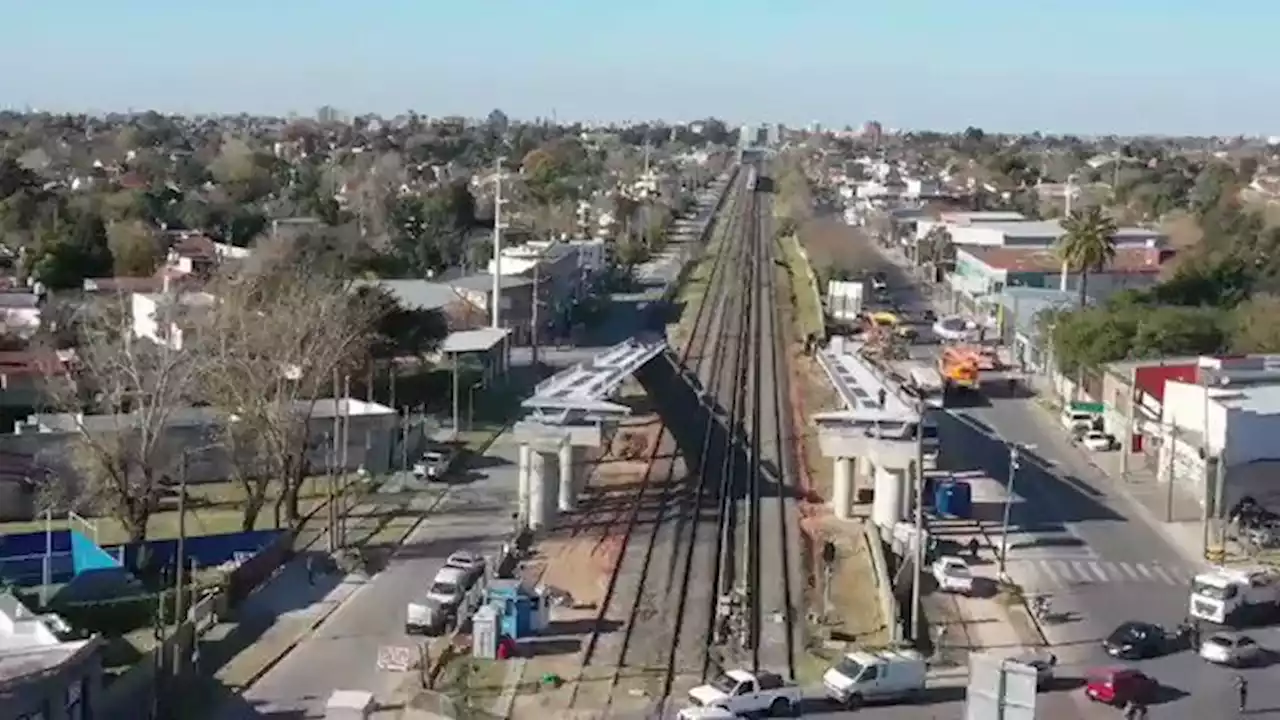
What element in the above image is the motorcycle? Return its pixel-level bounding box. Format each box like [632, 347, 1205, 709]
[1031, 596, 1051, 622]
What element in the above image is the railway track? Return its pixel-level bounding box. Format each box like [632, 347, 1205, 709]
[569, 158, 804, 716]
[567, 168, 749, 715]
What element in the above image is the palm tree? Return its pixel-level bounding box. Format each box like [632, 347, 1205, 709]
[1057, 207, 1118, 308]
[918, 226, 954, 283]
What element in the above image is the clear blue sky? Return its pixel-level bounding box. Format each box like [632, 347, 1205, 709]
[2, 0, 1276, 135]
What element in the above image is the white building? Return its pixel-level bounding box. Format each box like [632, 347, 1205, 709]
[566, 238, 607, 274]
[130, 290, 217, 350]
[944, 220, 1165, 249]
[6, 399, 400, 487]
[1158, 356, 1280, 505]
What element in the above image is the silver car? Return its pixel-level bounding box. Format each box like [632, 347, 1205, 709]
[1199, 632, 1263, 666]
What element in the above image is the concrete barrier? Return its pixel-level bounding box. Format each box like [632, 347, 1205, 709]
[863, 522, 900, 643]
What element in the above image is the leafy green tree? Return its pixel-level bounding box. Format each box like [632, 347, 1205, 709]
[1230, 295, 1280, 353]
[356, 285, 449, 359]
[1056, 207, 1118, 308]
[30, 210, 114, 289]
[0, 157, 39, 199]
[106, 219, 161, 277]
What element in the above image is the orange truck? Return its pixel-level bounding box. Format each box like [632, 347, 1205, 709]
[938, 346, 982, 391]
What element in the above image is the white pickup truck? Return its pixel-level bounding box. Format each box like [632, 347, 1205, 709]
[681, 669, 801, 718]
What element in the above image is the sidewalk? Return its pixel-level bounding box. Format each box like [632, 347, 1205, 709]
[1018, 384, 1218, 569]
[182, 484, 443, 718]
[924, 524, 1045, 668]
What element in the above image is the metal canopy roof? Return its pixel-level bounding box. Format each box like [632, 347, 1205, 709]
[522, 336, 667, 422]
[815, 337, 917, 422]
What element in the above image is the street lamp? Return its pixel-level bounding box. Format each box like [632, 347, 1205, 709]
[997, 443, 1034, 578]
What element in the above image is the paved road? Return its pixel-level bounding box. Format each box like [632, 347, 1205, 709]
[863, 235, 1280, 717]
[215, 442, 521, 719]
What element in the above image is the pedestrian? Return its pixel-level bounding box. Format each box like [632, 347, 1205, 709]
[1188, 620, 1200, 651]
[967, 538, 980, 559]
[305, 554, 316, 586]
[1235, 674, 1248, 713]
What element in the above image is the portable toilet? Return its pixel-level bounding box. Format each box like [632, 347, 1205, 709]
[933, 479, 954, 513]
[937, 480, 973, 519]
[487, 579, 550, 640]
[473, 604, 500, 659]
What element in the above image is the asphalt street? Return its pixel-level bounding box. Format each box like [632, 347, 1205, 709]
[864, 235, 1280, 718]
[215, 445, 522, 719]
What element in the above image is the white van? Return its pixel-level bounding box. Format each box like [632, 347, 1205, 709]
[823, 648, 927, 708]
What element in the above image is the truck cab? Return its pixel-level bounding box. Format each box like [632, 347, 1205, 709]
[684, 669, 800, 717]
[823, 648, 927, 708]
[1189, 566, 1280, 625]
[413, 444, 459, 481]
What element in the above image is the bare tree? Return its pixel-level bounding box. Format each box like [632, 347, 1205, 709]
[38, 296, 199, 544]
[196, 238, 379, 530]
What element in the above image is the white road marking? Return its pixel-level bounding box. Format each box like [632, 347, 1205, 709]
[1088, 562, 1110, 582]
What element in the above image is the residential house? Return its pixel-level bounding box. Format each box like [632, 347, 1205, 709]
[367, 275, 537, 346]
[487, 240, 585, 322]
[130, 290, 217, 350]
[1, 399, 398, 508]
[948, 243, 1172, 321]
[0, 292, 43, 339]
[0, 591, 103, 720]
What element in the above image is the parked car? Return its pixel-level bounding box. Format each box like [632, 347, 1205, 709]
[1081, 431, 1118, 452]
[1199, 631, 1263, 666]
[425, 566, 471, 610]
[1060, 409, 1097, 434]
[444, 550, 487, 586]
[1084, 667, 1157, 706]
[931, 556, 974, 595]
[413, 445, 459, 481]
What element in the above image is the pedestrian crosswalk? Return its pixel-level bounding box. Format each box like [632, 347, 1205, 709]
[1011, 558, 1195, 590]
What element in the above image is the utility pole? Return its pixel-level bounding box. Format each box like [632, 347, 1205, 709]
[339, 374, 351, 547]
[1060, 174, 1076, 293]
[173, 454, 189, 625]
[1200, 367, 1213, 557]
[330, 369, 341, 553]
[910, 401, 926, 644]
[400, 408, 410, 472]
[1166, 421, 1179, 522]
[492, 156, 506, 329]
[531, 261, 541, 367]
[451, 351, 461, 439]
[997, 444, 1023, 578]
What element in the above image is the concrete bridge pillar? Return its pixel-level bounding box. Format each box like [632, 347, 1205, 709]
[529, 449, 557, 530]
[558, 444, 580, 512]
[517, 444, 533, 528]
[833, 457, 855, 520]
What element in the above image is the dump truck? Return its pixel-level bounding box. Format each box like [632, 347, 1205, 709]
[938, 346, 981, 392]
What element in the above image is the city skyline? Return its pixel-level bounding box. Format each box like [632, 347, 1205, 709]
[3, 0, 1278, 135]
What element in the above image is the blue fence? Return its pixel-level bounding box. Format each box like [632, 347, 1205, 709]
[0, 529, 121, 586]
[115, 529, 284, 571]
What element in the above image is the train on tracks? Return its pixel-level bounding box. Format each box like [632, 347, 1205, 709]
[745, 167, 774, 193]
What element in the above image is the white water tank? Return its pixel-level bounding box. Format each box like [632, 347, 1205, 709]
[871, 465, 904, 531]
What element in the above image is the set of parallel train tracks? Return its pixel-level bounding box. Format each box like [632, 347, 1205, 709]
[568, 158, 802, 717]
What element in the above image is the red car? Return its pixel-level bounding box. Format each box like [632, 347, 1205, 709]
[1085, 667, 1157, 706]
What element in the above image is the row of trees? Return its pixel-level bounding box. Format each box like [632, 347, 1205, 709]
[1043, 182, 1280, 372]
[42, 235, 446, 544]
